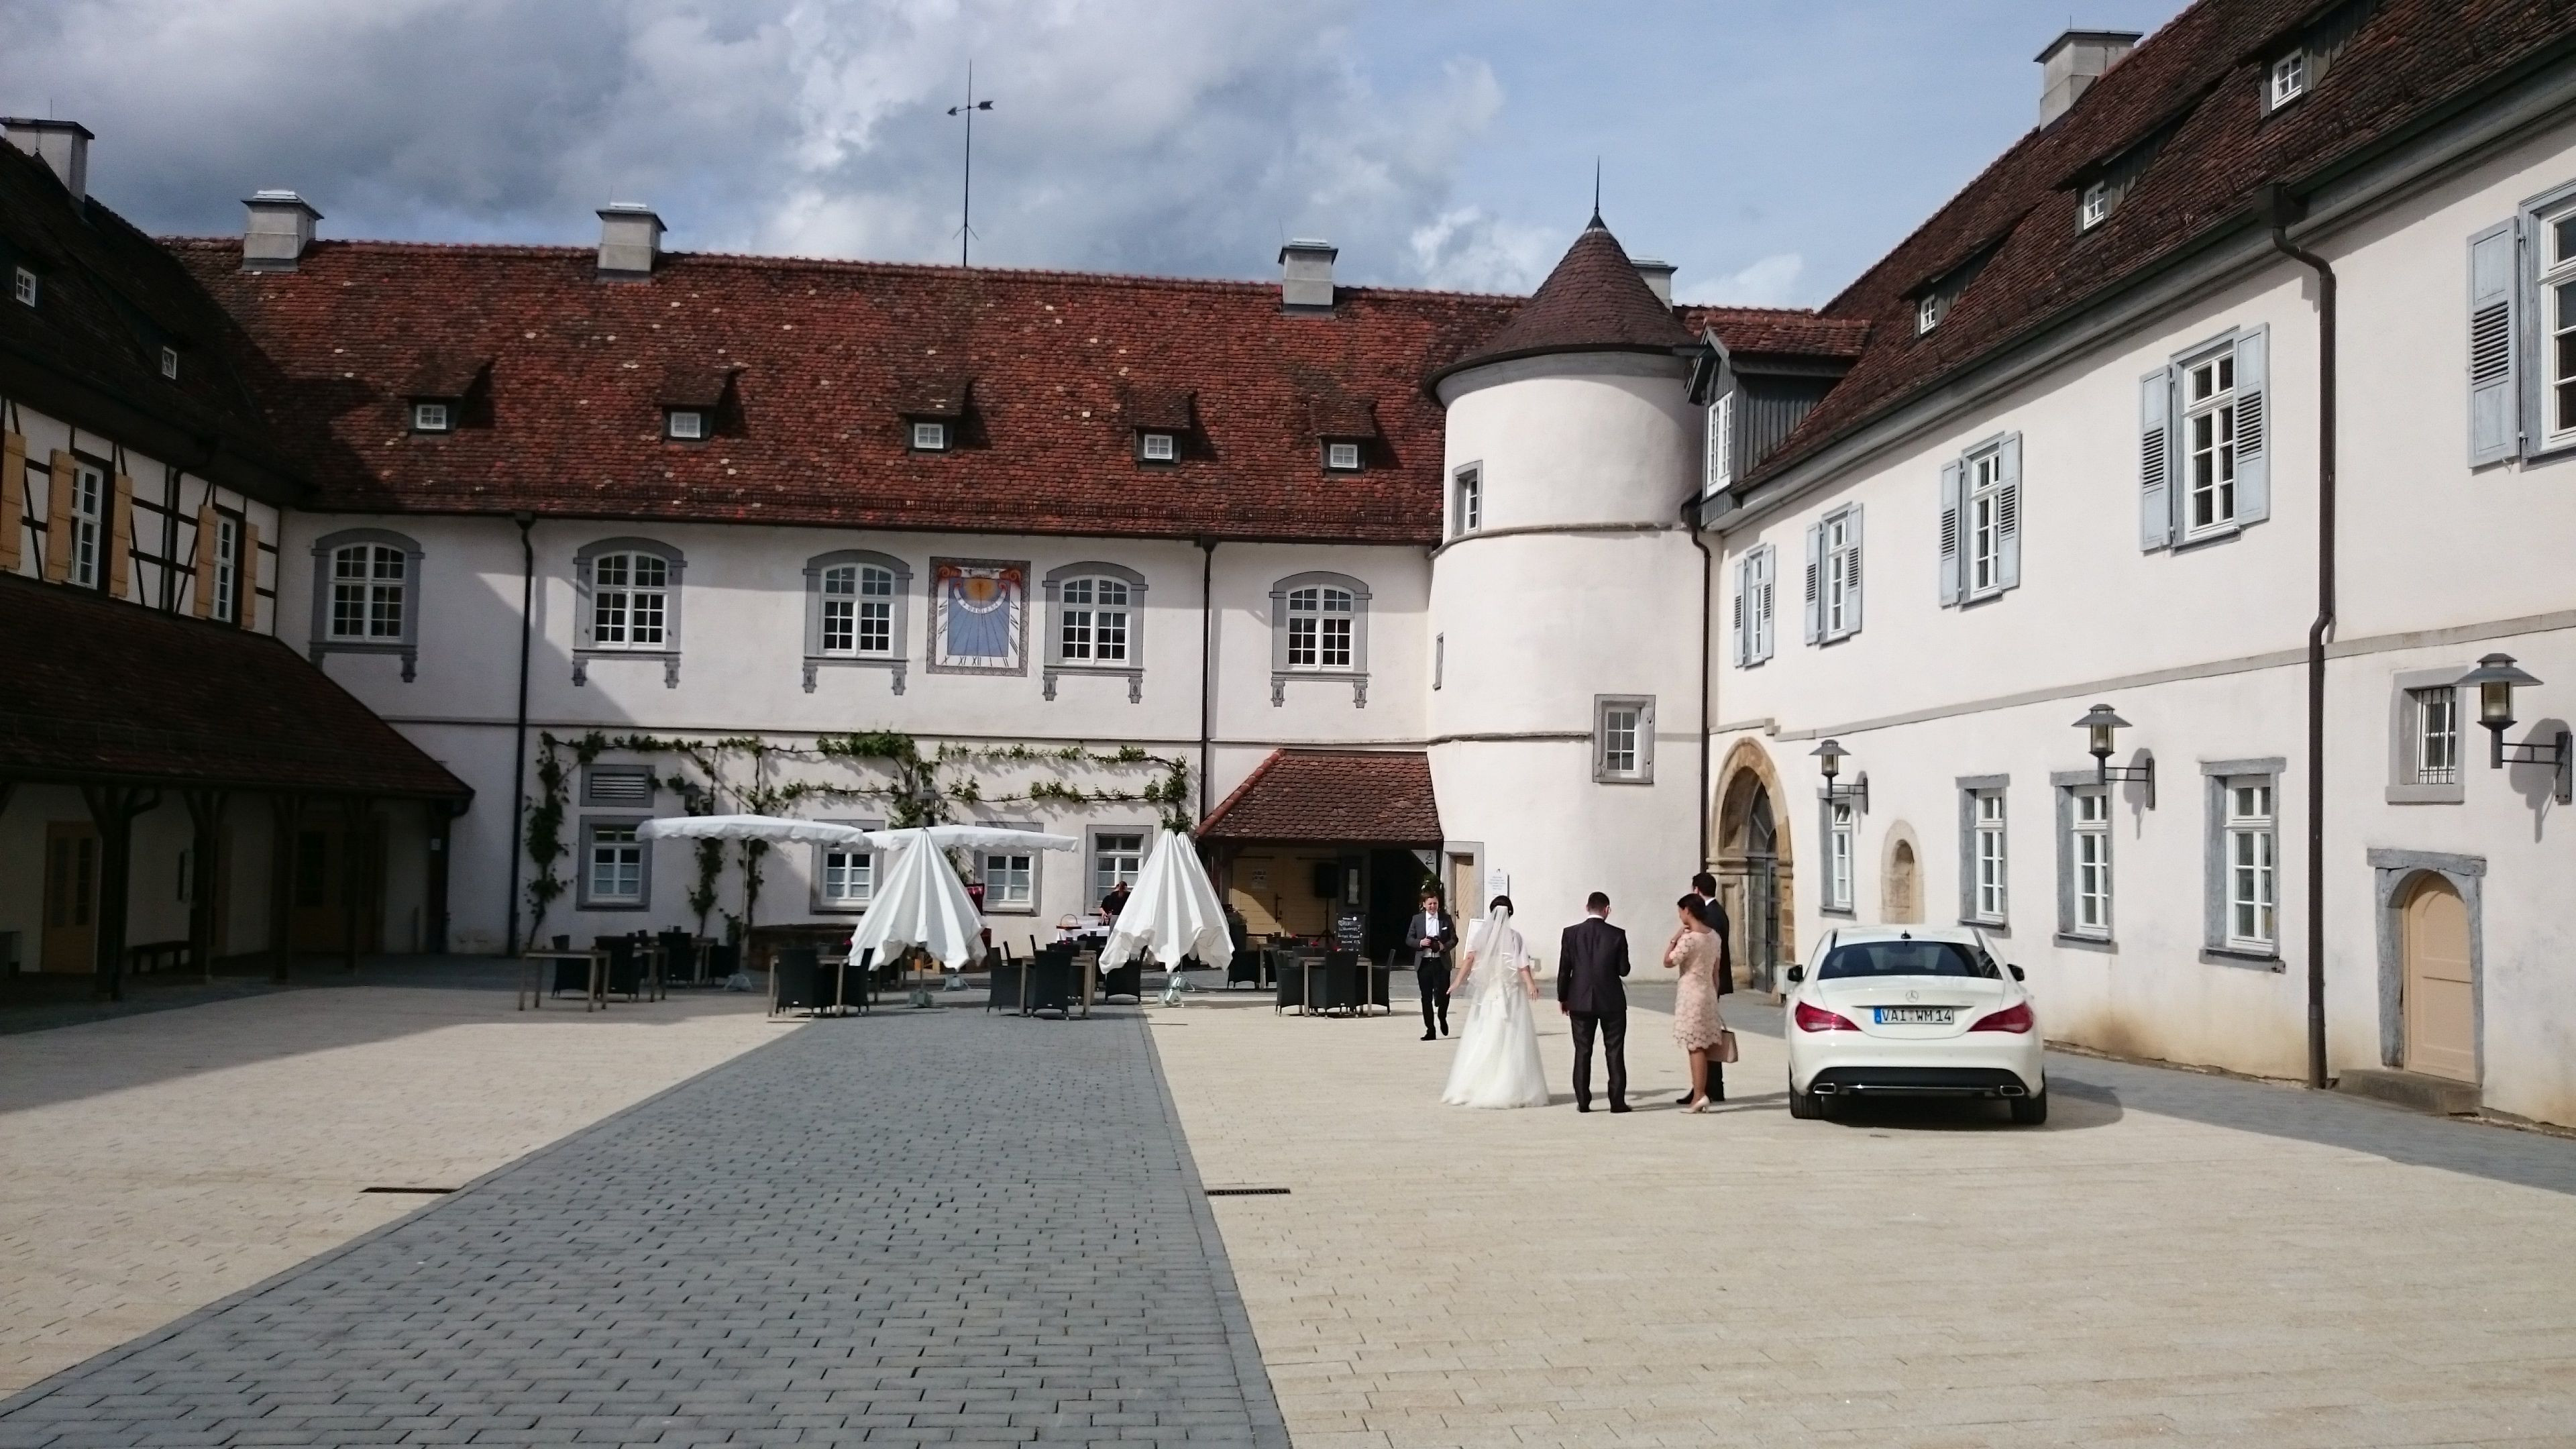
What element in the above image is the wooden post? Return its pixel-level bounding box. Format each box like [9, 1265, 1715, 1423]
[182, 789, 227, 983]
[269, 794, 297, 982]
[341, 796, 366, 973]
[79, 784, 160, 1002]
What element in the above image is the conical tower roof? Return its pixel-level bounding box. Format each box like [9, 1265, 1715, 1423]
[1434, 217, 1693, 384]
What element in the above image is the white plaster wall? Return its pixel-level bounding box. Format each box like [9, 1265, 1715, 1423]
[1438, 355, 1700, 529]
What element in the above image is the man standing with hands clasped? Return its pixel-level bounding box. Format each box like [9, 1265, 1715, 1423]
[1558, 892, 1631, 1112]
[1410, 889, 1458, 1041]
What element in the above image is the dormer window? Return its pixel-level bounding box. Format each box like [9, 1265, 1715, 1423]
[1917, 294, 1945, 335]
[912, 420, 950, 452]
[160, 345, 180, 380]
[11, 267, 35, 307]
[1138, 431, 1176, 463]
[2269, 52, 2306, 108]
[665, 409, 704, 441]
[2080, 182, 2110, 231]
[1324, 441, 1362, 472]
[411, 401, 452, 433]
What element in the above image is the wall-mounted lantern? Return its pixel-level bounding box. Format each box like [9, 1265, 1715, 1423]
[1811, 738, 1869, 812]
[2457, 653, 2572, 803]
[2074, 703, 2156, 807]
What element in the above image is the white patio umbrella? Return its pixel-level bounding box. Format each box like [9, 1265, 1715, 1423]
[636, 814, 874, 846]
[846, 824, 1080, 972]
[1099, 830, 1230, 985]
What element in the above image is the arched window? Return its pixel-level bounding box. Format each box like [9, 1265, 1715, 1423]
[803, 550, 912, 694]
[574, 537, 686, 687]
[1269, 570, 1371, 706]
[1041, 561, 1148, 702]
[307, 528, 424, 681]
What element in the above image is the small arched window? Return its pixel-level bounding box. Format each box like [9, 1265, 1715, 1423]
[1269, 571, 1371, 707]
[803, 550, 912, 694]
[574, 537, 686, 687]
[308, 528, 424, 681]
[1041, 561, 1148, 702]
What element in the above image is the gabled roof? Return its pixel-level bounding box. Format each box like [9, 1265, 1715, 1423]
[1434, 218, 1696, 382]
[0, 574, 470, 799]
[1197, 749, 1443, 843]
[1748, 0, 2576, 487]
[169, 241, 1523, 546]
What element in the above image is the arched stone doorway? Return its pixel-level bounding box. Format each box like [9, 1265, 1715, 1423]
[1882, 825, 1922, 923]
[1712, 740, 1792, 992]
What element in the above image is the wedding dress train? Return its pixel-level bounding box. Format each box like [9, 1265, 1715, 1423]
[1440, 908, 1551, 1109]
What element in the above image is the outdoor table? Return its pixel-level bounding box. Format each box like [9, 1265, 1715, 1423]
[518, 948, 604, 1012]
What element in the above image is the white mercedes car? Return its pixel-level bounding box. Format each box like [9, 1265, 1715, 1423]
[1783, 925, 2047, 1124]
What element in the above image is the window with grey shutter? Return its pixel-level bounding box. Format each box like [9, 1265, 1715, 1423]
[2467, 220, 2520, 466]
[1731, 555, 1751, 667]
[1993, 434, 2023, 591]
[1816, 504, 1863, 642]
[1748, 545, 1776, 663]
[2139, 368, 2173, 550]
[1801, 522, 1824, 645]
[1938, 459, 1964, 604]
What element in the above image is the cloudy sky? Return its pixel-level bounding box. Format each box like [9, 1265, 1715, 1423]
[3, 0, 2189, 307]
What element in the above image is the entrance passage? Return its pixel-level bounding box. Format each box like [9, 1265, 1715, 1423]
[2402, 873, 2475, 1083]
[288, 816, 385, 953]
[42, 821, 99, 973]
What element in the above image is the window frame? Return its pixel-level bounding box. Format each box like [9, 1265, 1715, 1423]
[809, 816, 886, 915]
[159, 345, 180, 381]
[1917, 293, 1944, 335]
[1269, 571, 1371, 706]
[64, 455, 107, 591]
[1323, 440, 1363, 472]
[1592, 694, 1655, 786]
[572, 537, 687, 687]
[1732, 543, 1776, 667]
[1957, 777, 2009, 928]
[2052, 772, 2113, 943]
[1806, 504, 1863, 644]
[2180, 341, 2241, 541]
[1819, 798, 1857, 916]
[1040, 561, 1148, 702]
[1137, 430, 1177, 464]
[1452, 463, 1483, 537]
[975, 827, 1044, 915]
[210, 513, 241, 625]
[11, 266, 35, 307]
[1704, 388, 1735, 496]
[2143, 327, 2268, 547]
[2200, 758, 2286, 963]
[410, 400, 453, 434]
[665, 408, 705, 441]
[2080, 181, 2109, 231]
[2386, 666, 2469, 804]
[910, 420, 951, 452]
[1089, 828, 1149, 912]
[577, 816, 651, 911]
[802, 549, 911, 694]
[2269, 51, 2307, 109]
[307, 528, 424, 681]
[2533, 195, 2576, 453]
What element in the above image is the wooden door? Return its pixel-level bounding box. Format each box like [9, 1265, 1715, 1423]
[288, 818, 384, 953]
[2402, 874, 2476, 1083]
[42, 822, 99, 973]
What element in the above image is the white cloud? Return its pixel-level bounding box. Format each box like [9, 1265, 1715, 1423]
[1680, 252, 1806, 308]
[0, 0, 1532, 286]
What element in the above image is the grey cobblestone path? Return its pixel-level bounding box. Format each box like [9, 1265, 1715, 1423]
[0, 1008, 1287, 1448]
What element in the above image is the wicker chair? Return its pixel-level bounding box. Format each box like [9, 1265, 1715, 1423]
[771, 946, 822, 1016]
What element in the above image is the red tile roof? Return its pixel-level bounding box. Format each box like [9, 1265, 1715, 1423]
[1197, 749, 1443, 843]
[1435, 219, 1696, 381]
[1686, 307, 1872, 360]
[168, 241, 1523, 546]
[0, 574, 470, 799]
[1750, 0, 2576, 484]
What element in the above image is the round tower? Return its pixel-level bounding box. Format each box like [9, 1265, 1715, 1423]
[1426, 216, 1706, 947]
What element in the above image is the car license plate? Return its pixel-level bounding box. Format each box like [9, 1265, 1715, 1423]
[1874, 1006, 1953, 1025]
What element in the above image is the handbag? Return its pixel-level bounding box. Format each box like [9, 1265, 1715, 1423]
[1715, 1028, 1739, 1065]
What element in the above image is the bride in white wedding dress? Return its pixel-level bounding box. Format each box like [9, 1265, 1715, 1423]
[1440, 897, 1550, 1109]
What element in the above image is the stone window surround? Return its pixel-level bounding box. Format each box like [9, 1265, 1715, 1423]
[2367, 848, 2485, 1077]
[809, 816, 887, 916]
[1593, 694, 1656, 786]
[1955, 774, 2009, 930]
[802, 549, 911, 695]
[1085, 825, 1153, 914]
[2049, 769, 2116, 949]
[2387, 664, 2471, 804]
[1815, 788, 1858, 918]
[1040, 561, 1147, 702]
[576, 814, 651, 911]
[308, 527, 424, 682]
[2200, 757, 2288, 969]
[1269, 570, 1370, 707]
[572, 536, 686, 688]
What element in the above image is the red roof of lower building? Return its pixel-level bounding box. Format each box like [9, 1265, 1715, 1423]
[1197, 749, 1442, 843]
[0, 575, 470, 799]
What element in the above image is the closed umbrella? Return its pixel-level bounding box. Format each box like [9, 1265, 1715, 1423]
[1100, 830, 1230, 1002]
[847, 825, 1080, 973]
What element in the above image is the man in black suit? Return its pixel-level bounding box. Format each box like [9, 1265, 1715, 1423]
[1557, 891, 1631, 1112]
[1409, 890, 1458, 1040]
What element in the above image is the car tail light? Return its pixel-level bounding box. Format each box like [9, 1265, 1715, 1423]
[1970, 1002, 2035, 1034]
[1794, 1001, 1860, 1032]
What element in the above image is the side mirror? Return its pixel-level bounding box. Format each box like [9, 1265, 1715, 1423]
[1784, 965, 1805, 984]
[2007, 964, 2025, 981]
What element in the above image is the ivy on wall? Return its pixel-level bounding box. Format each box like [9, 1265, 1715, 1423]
[522, 729, 1191, 947]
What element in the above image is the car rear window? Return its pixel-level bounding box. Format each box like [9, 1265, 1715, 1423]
[1816, 940, 1999, 981]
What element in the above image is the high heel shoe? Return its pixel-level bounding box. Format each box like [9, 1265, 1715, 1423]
[1688, 1097, 1712, 1114]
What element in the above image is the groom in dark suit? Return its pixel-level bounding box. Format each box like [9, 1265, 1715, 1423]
[1557, 892, 1631, 1112]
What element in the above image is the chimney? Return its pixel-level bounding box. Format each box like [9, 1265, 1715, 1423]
[1279, 238, 1337, 314]
[241, 190, 322, 271]
[1632, 258, 1677, 307]
[597, 203, 663, 279]
[3, 117, 92, 206]
[2035, 29, 2141, 127]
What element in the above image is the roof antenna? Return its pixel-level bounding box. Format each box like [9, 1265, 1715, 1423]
[1589, 159, 1603, 228]
[947, 60, 996, 268]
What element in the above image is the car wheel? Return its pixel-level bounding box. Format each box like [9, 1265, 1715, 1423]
[1787, 1077, 1821, 1120]
[2008, 1089, 2048, 1126]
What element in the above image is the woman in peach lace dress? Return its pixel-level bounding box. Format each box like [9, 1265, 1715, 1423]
[1664, 896, 1727, 1112]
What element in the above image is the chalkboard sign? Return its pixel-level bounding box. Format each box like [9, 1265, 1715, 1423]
[1332, 912, 1366, 953]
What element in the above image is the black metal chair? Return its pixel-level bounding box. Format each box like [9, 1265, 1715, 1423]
[1227, 948, 1265, 989]
[549, 951, 593, 999]
[601, 936, 652, 1000]
[1309, 951, 1360, 1014]
[657, 930, 698, 985]
[771, 946, 822, 1016]
[704, 939, 741, 984]
[1364, 958, 1395, 1015]
[1275, 955, 1316, 1014]
[1099, 961, 1143, 1002]
[1026, 945, 1077, 1017]
[987, 946, 1025, 1013]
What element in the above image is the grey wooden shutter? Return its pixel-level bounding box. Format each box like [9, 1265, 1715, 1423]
[574, 555, 596, 648]
[1937, 460, 1964, 606]
[1802, 522, 1824, 644]
[1843, 503, 1864, 636]
[2468, 220, 2520, 466]
[1995, 434, 2023, 592]
[2232, 327, 2269, 524]
[1731, 555, 1750, 666]
[2139, 368, 2173, 551]
[1753, 546, 1776, 663]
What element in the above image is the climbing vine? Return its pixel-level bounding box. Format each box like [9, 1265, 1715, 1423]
[521, 729, 1190, 947]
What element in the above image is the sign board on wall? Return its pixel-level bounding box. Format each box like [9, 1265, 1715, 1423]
[1485, 869, 1511, 900]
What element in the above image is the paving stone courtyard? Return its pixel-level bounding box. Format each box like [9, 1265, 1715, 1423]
[3, 965, 2575, 1447]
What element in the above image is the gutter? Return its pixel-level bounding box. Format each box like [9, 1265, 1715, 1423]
[2259, 186, 2336, 1093]
[504, 511, 536, 956]
[1197, 537, 1217, 822]
[1687, 511, 1715, 869]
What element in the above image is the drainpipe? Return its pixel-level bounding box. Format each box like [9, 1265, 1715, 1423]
[2261, 186, 2334, 1091]
[1688, 519, 1715, 869]
[503, 511, 536, 956]
[1196, 537, 1217, 821]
